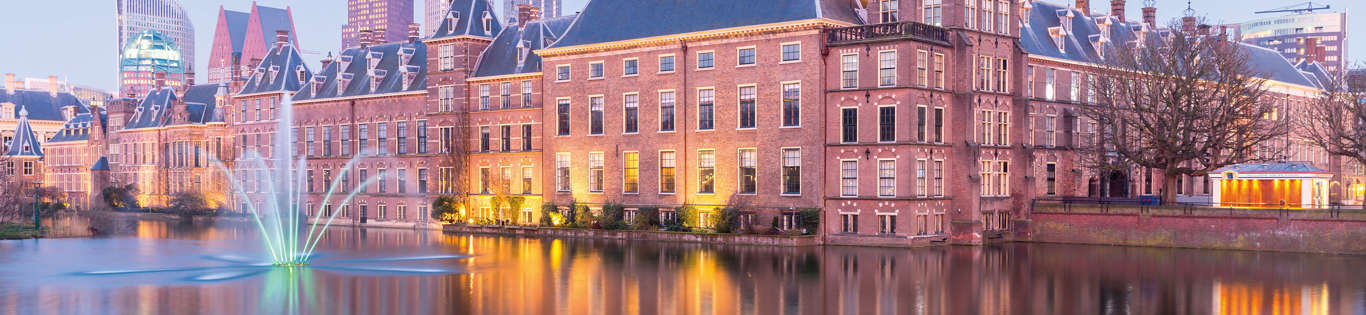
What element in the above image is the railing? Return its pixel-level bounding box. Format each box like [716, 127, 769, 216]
[827, 21, 950, 46]
[1031, 197, 1362, 220]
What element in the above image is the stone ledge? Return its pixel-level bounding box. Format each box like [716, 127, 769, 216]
[442, 224, 822, 247]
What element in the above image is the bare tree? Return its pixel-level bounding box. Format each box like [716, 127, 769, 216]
[439, 110, 472, 217]
[1083, 20, 1288, 204]
[1295, 67, 1366, 206]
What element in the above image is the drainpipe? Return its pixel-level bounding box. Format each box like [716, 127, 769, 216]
[680, 41, 690, 208]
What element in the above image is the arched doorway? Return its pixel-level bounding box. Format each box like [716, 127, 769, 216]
[1087, 177, 1099, 197]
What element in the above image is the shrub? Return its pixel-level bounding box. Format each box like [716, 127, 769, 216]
[168, 191, 210, 212]
[668, 205, 696, 232]
[431, 196, 461, 223]
[540, 202, 558, 226]
[714, 207, 743, 233]
[633, 207, 660, 229]
[770, 216, 783, 235]
[506, 196, 526, 224]
[573, 203, 594, 228]
[563, 200, 578, 227]
[799, 208, 821, 235]
[600, 203, 626, 229]
[101, 184, 140, 210]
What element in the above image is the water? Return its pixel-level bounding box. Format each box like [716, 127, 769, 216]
[2, 217, 1365, 315]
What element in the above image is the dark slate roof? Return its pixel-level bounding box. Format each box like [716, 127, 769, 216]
[431, 0, 502, 39]
[224, 10, 250, 54]
[124, 87, 178, 129]
[4, 107, 43, 157]
[47, 111, 106, 143]
[239, 43, 310, 95]
[255, 6, 295, 48]
[1295, 61, 1333, 90]
[293, 41, 428, 101]
[0, 89, 88, 122]
[1211, 162, 1329, 174]
[547, 0, 862, 49]
[472, 15, 576, 78]
[91, 157, 109, 171]
[181, 84, 225, 124]
[1021, 1, 1318, 88]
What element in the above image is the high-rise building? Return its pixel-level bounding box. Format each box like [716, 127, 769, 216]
[1235, 11, 1348, 74]
[119, 30, 186, 97]
[424, 0, 447, 36]
[342, 0, 415, 49]
[206, 4, 299, 84]
[117, 0, 194, 91]
[502, 0, 561, 22]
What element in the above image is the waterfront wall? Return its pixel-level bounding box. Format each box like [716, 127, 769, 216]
[443, 225, 822, 247]
[1019, 205, 1366, 255]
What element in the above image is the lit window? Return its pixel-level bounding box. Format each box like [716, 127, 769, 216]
[698, 150, 715, 194]
[623, 152, 639, 193]
[589, 152, 604, 192]
[739, 149, 757, 194]
[555, 153, 570, 192]
[660, 151, 676, 193]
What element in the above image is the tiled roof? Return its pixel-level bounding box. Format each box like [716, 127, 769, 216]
[0, 89, 88, 122]
[47, 111, 106, 143]
[239, 43, 310, 95]
[123, 84, 226, 130]
[181, 84, 225, 124]
[472, 15, 576, 78]
[3, 106, 43, 157]
[124, 87, 178, 130]
[431, 0, 502, 40]
[1211, 162, 1329, 174]
[546, 0, 862, 49]
[1022, 1, 1318, 88]
[294, 41, 428, 101]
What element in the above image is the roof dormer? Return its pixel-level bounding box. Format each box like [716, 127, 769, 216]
[399, 46, 416, 65]
[402, 66, 420, 90]
[1057, 9, 1075, 34]
[1049, 26, 1067, 53]
[370, 69, 388, 92]
[482, 11, 493, 34]
[339, 73, 354, 95]
[1022, 1, 1033, 24]
[312, 76, 327, 96]
[447, 10, 461, 32]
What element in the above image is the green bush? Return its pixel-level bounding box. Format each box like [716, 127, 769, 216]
[573, 203, 594, 228]
[666, 205, 696, 232]
[633, 207, 660, 229]
[431, 196, 461, 223]
[600, 203, 626, 230]
[714, 207, 742, 233]
[540, 202, 557, 226]
[799, 208, 821, 235]
[770, 216, 783, 234]
[563, 200, 578, 227]
[101, 184, 140, 210]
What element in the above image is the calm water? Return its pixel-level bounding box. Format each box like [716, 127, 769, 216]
[1, 216, 1364, 315]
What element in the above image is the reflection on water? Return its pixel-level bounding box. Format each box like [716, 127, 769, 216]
[1, 217, 1366, 315]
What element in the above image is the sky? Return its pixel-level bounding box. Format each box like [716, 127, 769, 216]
[0, 0, 1356, 92]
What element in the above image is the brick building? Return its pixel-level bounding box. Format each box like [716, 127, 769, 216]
[205, 3, 299, 84]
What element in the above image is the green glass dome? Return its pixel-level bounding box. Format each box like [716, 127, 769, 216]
[120, 30, 184, 74]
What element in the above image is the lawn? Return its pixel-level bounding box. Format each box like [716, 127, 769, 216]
[0, 223, 42, 240]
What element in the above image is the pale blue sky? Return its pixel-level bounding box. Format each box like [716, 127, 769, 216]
[0, 0, 1356, 92]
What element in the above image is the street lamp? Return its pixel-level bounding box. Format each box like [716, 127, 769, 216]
[31, 181, 41, 230]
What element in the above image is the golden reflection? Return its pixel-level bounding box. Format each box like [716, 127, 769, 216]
[1213, 281, 1331, 315]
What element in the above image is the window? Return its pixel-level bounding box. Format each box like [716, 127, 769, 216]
[439, 86, 455, 111]
[358, 124, 369, 152]
[521, 80, 533, 107]
[479, 84, 490, 110]
[377, 168, 388, 193]
[479, 126, 490, 152]
[439, 44, 454, 70]
[416, 121, 428, 154]
[588, 152, 604, 192]
[739, 149, 757, 194]
[980, 161, 992, 196]
[659, 91, 676, 132]
[397, 122, 409, 154]
[589, 96, 604, 135]
[305, 127, 315, 157]
[557, 99, 570, 135]
[738, 86, 756, 129]
[916, 50, 929, 87]
[934, 107, 945, 143]
[980, 110, 993, 145]
[996, 58, 1009, 93]
[978, 55, 992, 91]
[1045, 115, 1056, 147]
[480, 167, 490, 193]
[624, 93, 639, 133]
[659, 55, 675, 72]
[914, 105, 928, 142]
[782, 83, 801, 127]
[841, 54, 858, 89]
[841, 213, 858, 233]
[879, 214, 897, 235]
[697, 51, 714, 69]
[1027, 66, 1035, 98]
[589, 62, 604, 79]
[841, 108, 858, 143]
[1070, 71, 1080, 101]
[1087, 74, 1096, 103]
[521, 166, 533, 194]
[1044, 68, 1056, 100]
[781, 43, 801, 62]
[933, 53, 945, 89]
[698, 88, 714, 130]
[555, 153, 570, 192]
[965, 0, 977, 29]
[737, 47, 756, 66]
[500, 125, 511, 152]
[660, 151, 676, 193]
[500, 82, 512, 109]
[917, 159, 928, 197]
[879, 50, 897, 87]
[879, 160, 896, 197]
[522, 124, 532, 151]
[623, 59, 638, 76]
[782, 148, 801, 195]
[997, 161, 1009, 196]
[418, 169, 428, 194]
[880, 106, 896, 142]
[1046, 163, 1057, 195]
[841, 160, 858, 197]
[398, 169, 408, 194]
[997, 0, 1009, 33]
[997, 112, 1009, 146]
[933, 160, 944, 196]
[698, 150, 715, 194]
[499, 167, 511, 194]
[923, 0, 943, 26]
[880, 0, 900, 22]
[623, 152, 639, 193]
[981, 0, 993, 32]
[556, 65, 570, 81]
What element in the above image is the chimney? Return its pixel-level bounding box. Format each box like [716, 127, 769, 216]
[1182, 16, 1197, 35]
[358, 29, 372, 48]
[321, 52, 335, 69]
[1142, 6, 1156, 28]
[407, 23, 420, 43]
[373, 27, 387, 45]
[155, 72, 167, 90]
[1076, 0, 1089, 16]
[184, 72, 195, 87]
[4, 73, 14, 95]
[1111, 0, 1125, 21]
[47, 75, 59, 97]
[275, 30, 290, 50]
[517, 4, 538, 28]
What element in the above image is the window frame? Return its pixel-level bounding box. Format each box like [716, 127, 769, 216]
[736, 46, 758, 67]
[779, 42, 802, 63]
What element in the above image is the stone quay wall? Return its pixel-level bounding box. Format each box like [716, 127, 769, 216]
[443, 224, 821, 247]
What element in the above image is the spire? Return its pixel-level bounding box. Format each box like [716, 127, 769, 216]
[4, 105, 43, 157]
[1183, 0, 1194, 17]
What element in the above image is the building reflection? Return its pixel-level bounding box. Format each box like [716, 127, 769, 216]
[6, 220, 1366, 314]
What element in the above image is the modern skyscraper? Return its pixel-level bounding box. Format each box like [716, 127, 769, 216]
[1235, 11, 1349, 74]
[116, 0, 194, 92]
[342, 0, 415, 49]
[425, 0, 448, 36]
[119, 30, 186, 97]
[206, 4, 299, 84]
[502, 0, 561, 22]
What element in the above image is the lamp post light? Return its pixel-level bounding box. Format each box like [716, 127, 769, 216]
[31, 181, 42, 230]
